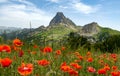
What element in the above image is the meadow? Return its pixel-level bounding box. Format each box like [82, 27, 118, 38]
[0, 38, 120, 76]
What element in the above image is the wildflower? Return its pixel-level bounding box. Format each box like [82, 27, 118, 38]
[104, 64, 110, 71]
[98, 68, 106, 75]
[77, 55, 83, 60]
[110, 54, 117, 59]
[18, 50, 24, 57]
[43, 46, 52, 53]
[18, 63, 33, 76]
[33, 45, 38, 48]
[0, 45, 11, 53]
[13, 38, 23, 46]
[61, 65, 71, 72]
[61, 62, 71, 72]
[1, 58, 12, 67]
[112, 66, 118, 71]
[61, 46, 65, 51]
[111, 71, 120, 76]
[55, 50, 61, 55]
[68, 68, 78, 76]
[70, 62, 82, 70]
[87, 57, 93, 62]
[87, 66, 96, 73]
[87, 51, 91, 56]
[37, 59, 50, 66]
[98, 60, 104, 65]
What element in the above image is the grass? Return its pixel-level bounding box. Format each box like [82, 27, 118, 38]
[0, 39, 120, 76]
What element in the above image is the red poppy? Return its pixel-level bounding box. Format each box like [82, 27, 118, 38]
[43, 46, 52, 53]
[77, 55, 83, 60]
[55, 50, 61, 55]
[33, 45, 38, 48]
[68, 68, 78, 76]
[87, 66, 96, 73]
[61, 46, 65, 51]
[18, 63, 33, 76]
[70, 62, 82, 70]
[98, 68, 106, 75]
[104, 64, 110, 71]
[87, 51, 91, 56]
[18, 50, 24, 57]
[111, 71, 120, 76]
[87, 57, 93, 62]
[1, 58, 12, 67]
[61, 62, 71, 72]
[110, 54, 117, 59]
[0, 45, 3, 52]
[0, 45, 11, 53]
[13, 38, 23, 46]
[37, 59, 50, 66]
[112, 66, 118, 71]
[61, 65, 71, 72]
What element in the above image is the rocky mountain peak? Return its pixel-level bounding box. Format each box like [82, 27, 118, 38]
[81, 22, 100, 34]
[49, 12, 76, 27]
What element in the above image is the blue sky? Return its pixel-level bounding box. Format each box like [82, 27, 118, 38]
[0, 0, 120, 31]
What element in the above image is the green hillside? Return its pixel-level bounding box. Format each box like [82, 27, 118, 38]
[100, 27, 120, 35]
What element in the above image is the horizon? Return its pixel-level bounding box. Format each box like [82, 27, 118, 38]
[0, 0, 120, 31]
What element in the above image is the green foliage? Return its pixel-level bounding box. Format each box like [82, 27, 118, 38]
[101, 28, 120, 35]
[97, 32, 110, 42]
[94, 35, 120, 53]
[67, 32, 87, 49]
[104, 35, 120, 53]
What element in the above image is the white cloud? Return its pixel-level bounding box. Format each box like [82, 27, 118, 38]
[48, 0, 59, 3]
[59, 5, 68, 9]
[0, 0, 52, 28]
[0, 0, 8, 3]
[72, 1, 100, 14]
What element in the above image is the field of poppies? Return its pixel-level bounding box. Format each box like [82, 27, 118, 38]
[0, 38, 120, 76]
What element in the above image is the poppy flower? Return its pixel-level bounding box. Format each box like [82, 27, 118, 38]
[60, 62, 71, 72]
[43, 46, 52, 53]
[87, 51, 91, 56]
[1, 58, 12, 67]
[110, 54, 117, 59]
[87, 57, 93, 62]
[37, 59, 50, 66]
[68, 68, 78, 76]
[111, 71, 120, 76]
[13, 38, 23, 47]
[98, 68, 106, 75]
[70, 63, 82, 70]
[18, 63, 33, 76]
[33, 45, 38, 48]
[55, 50, 61, 55]
[0, 45, 3, 52]
[61, 46, 65, 51]
[61, 65, 71, 72]
[104, 64, 110, 71]
[0, 45, 11, 53]
[77, 55, 83, 60]
[112, 66, 118, 71]
[87, 66, 96, 73]
[18, 50, 24, 57]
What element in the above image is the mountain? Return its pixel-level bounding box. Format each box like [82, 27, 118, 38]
[1, 12, 120, 43]
[49, 12, 76, 27]
[80, 22, 100, 36]
[0, 26, 22, 34]
[41, 12, 78, 40]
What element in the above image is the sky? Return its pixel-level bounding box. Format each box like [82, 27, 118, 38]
[0, 0, 120, 31]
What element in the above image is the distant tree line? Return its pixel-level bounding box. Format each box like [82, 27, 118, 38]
[66, 32, 120, 53]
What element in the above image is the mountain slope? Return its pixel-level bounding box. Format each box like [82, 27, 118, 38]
[1, 12, 120, 43]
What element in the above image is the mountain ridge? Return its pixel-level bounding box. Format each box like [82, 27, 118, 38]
[0, 12, 120, 42]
